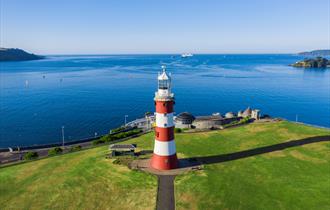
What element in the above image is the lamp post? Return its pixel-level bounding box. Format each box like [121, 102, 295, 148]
[124, 115, 128, 127]
[62, 126, 65, 149]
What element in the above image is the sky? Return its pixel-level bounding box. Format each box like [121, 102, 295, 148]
[1, 0, 329, 54]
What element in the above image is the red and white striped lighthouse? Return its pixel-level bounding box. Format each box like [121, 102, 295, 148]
[150, 66, 178, 170]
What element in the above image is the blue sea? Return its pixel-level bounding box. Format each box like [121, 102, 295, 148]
[0, 54, 329, 148]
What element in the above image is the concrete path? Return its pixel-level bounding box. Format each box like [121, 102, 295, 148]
[156, 175, 176, 210]
[131, 159, 201, 210]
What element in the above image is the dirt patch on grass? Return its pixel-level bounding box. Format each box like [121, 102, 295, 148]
[247, 125, 268, 133]
[264, 150, 286, 158]
[302, 142, 329, 152]
[290, 150, 326, 164]
[239, 140, 259, 150]
[277, 128, 315, 141]
[176, 193, 199, 210]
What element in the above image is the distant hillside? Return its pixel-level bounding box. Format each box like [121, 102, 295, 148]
[298, 49, 330, 56]
[0, 48, 44, 61]
[290, 57, 330, 68]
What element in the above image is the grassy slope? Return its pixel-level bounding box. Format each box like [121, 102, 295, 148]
[0, 146, 157, 210]
[172, 121, 330, 210]
[0, 121, 329, 210]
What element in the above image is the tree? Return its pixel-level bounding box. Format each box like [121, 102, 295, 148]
[23, 151, 38, 160]
[48, 147, 63, 156]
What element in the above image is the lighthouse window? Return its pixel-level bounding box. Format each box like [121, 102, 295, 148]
[159, 80, 169, 90]
[164, 123, 167, 127]
[156, 132, 160, 137]
[164, 113, 167, 116]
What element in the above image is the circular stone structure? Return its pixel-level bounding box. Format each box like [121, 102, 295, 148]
[225, 112, 235, 118]
[175, 112, 195, 125]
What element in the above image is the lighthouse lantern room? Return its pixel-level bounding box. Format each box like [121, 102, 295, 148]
[150, 66, 178, 170]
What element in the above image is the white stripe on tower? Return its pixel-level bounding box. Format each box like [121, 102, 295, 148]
[155, 113, 174, 128]
[153, 139, 176, 156]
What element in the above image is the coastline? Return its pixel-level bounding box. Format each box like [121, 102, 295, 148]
[1, 119, 329, 152]
[1, 119, 329, 166]
[0, 130, 149, 166]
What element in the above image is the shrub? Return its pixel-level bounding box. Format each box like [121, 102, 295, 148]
[240, 117, 251, 124]
[174, 128, 182, 133]
[92, 139, 105, 145]
[100, 135, 110, 142]
[23, 151, 38, 160]
[93, 129, 142, 145]
[111, 129, 142, 140]
[111, 126, 126, 133]
[112, 157, 135, 167]
[145, 111, 152, 117]
[69, 145, 82, 152]
[48, 147, 63, 156]
[223, 117, 251, 128]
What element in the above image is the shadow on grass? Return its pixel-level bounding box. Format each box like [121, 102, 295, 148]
[180, 135, 330, 167]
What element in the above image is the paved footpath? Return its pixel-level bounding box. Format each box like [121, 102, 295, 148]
[131, 158, 201, 210]
[156, 175, 176, 210]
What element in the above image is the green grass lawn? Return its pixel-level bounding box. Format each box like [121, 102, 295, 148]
[172, 121, 330, 210]
[127, 121, 330, 210]
[0, 121, 329, 210]
[0, 145, 157, 210]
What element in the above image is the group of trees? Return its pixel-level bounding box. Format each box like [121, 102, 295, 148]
[223, 117, 251, 128]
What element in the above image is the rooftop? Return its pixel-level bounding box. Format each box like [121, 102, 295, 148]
[109, 144, 136, 150]
[158, 66, 171, 80]
[243, 107, 252, 116]
[194, 115, 224, 121]
[176, 112, 195, 121]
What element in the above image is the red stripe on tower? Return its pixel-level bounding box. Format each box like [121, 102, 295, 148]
[150, 66, 178, 170]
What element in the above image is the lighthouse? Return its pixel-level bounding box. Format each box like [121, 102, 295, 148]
[150, 66, 178, 170]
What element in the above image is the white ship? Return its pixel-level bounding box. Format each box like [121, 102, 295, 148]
[181, 53, 193, 58]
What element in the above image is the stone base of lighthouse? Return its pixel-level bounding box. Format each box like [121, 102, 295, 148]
[150, 153, 178, 170]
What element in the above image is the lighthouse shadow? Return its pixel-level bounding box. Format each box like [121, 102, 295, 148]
[180, 135, 330, 167]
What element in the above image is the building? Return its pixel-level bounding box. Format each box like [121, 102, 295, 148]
[192, 115, 223, 129]
[242, 107, 252, 118]
[173, 106, 262, 130]
[239, 107, 261, 120]
[174, 112, 195, 128]
[126, 115, 155, 130]
[192, 115, 239, 129]
[150, 66, 178, 170]
[251, 109, 260, 120]
[109, 144, 136, 157]
[237, 110, 243, 117]
[225, 112, 235, 118]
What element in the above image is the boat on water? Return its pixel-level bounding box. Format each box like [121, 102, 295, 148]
[181, 53, 193, 58]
